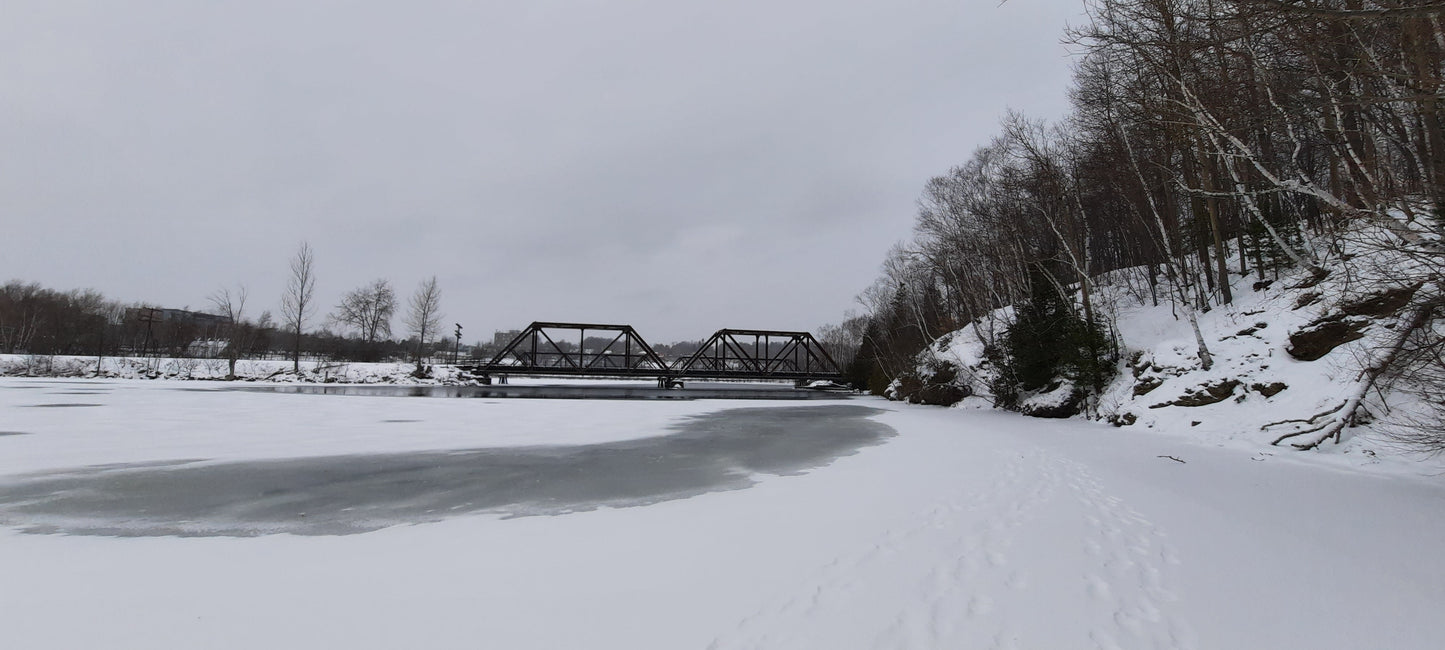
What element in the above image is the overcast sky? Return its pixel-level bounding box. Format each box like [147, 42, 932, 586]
[2, 0, 1084, 343]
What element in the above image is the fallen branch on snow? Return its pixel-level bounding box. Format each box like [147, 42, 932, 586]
[1261, 401, 1348, 430]
[1268, 299, 1440, 450]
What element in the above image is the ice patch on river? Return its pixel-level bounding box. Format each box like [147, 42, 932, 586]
[0, 406, 892, 536]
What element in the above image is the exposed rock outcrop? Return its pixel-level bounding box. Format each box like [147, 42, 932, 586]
[1287, 315, 1368, 361]
[1251, 382, 1288, 397]
[1149, 379, 1241, 408]
[1341, 284, 1421, 318]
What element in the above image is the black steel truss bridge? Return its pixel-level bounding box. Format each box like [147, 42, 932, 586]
[457, 322, 844, 387]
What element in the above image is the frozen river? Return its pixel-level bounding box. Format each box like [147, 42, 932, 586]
[3, 378, 1445, 650]
[0, 403, 891, 536]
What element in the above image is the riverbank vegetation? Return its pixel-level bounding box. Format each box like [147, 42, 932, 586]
[846, 0, 1445, 451]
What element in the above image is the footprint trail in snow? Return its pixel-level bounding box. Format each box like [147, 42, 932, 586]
[708, 446, 1194, 649]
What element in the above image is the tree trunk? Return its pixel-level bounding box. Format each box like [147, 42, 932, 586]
[1201, 155, 1233, 304]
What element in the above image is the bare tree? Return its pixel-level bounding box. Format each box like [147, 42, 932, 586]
[280, 242, 316, 373]
[332, 279, 395, 360]
[816, 315, 867, 371]
[209, 285, 250, 380]
[404, 276, 443, 376]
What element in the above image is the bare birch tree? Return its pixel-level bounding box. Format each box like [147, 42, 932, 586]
[280, 242, 316, 373]
[404, 276, 442, 376]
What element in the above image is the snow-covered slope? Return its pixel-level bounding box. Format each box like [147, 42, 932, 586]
[908, 234, 1438, 462]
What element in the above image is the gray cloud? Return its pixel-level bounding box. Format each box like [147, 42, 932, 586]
[1, 0, 1082, 342]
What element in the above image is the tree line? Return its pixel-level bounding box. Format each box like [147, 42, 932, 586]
[2, 243, 451, 378]
[846, 0, 1444, 445]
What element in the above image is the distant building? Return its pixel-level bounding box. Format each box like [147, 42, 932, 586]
[125, 307, 231, 329]
[164, 308, 230, 329]
[120, 306, 233, 357]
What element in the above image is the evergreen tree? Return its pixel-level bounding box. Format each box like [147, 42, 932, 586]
[997, 265, 1115, 402]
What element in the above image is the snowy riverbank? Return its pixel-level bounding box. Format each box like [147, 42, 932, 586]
[0, 354, 473, 384]
[3, 379, 1444, 649]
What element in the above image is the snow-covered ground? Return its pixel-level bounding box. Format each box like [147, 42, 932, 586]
[3, 378, 1444, 649]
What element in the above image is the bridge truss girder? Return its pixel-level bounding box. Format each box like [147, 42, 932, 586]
[478, 322, 670, 377]
[463, 322, 844, 384]
[672, 328, 842, 380]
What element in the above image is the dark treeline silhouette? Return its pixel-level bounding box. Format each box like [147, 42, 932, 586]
[847, 0, 1444, 447]
[2, 240, 464, 371]
[0, 278, 439, 364]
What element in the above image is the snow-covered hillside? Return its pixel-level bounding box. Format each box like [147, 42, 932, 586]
[899, 231, 1440, 462]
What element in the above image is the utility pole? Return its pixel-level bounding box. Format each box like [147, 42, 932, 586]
[94, 315, 105, 377]
[137, 307, 162, 368]
[454, 323, 463, 364]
